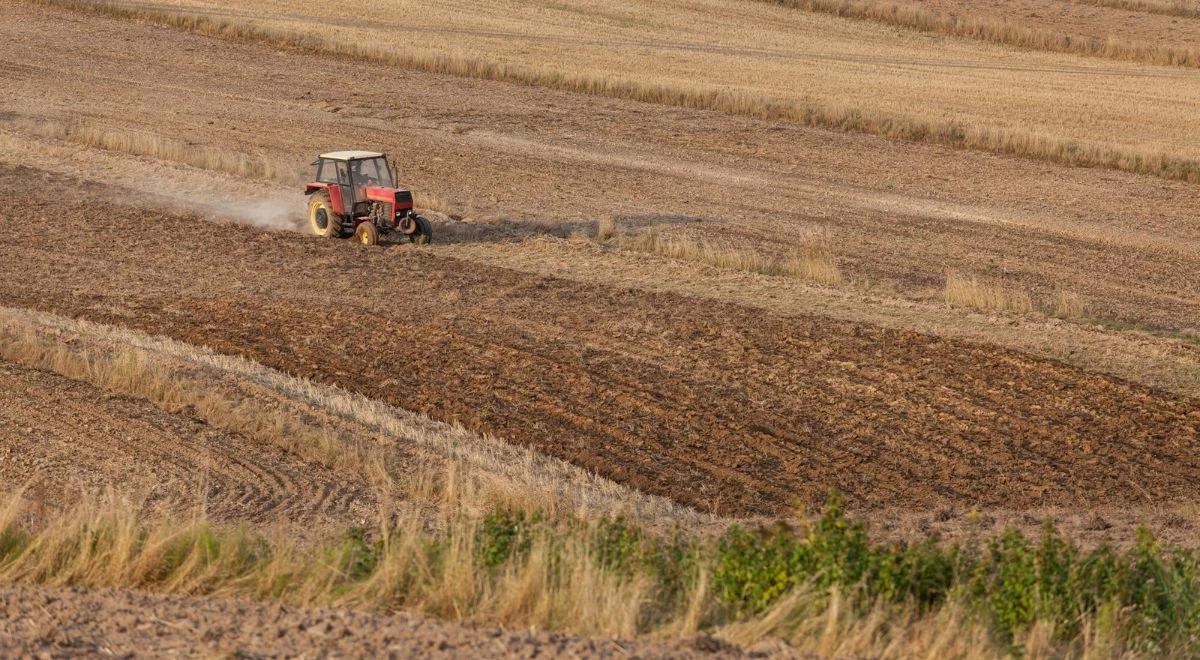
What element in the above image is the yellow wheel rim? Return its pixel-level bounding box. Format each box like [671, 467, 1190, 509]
[311, 203, 331, 234]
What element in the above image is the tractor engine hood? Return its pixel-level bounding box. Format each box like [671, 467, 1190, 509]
[364, 186, 414, 214]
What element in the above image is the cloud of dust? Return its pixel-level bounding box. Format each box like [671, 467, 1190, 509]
[204, 195, 308, 232]
[145, 187, 308, 233]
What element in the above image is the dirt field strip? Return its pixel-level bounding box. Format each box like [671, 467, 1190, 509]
[444, 239, 1200, 399]
[0, 305, 715, 532]
[0, 360, 375, 535]
[0, 584, 733, 658]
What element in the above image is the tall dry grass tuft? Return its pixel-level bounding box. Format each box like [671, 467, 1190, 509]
[594, 214, 618, 241]
[718, 589, 997, 658]
[621, 229, 844, 286]
[764, 0, 1200, 67]
[13, 117, 295, 184]
[943, 272, 1034, 314]
[1052, 290, 1087, 320]
[782, 243, 844, 286]
[622, 229, 778, 275]
[33, 0, 1200, 185]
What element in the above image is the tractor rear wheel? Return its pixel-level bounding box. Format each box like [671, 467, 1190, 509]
[411, 215, 432, 245]
[355, 222, 379, 246]
[307, 191, 341, 238]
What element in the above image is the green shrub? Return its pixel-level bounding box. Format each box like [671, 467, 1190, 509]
[338, 527, 383, 581]
[476, 510, 533, 568]
[709, 497, 1200, 654]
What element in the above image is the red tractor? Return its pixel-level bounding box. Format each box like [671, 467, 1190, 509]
[304, 151, 432, 245]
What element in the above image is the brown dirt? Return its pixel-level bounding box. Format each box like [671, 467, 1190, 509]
[1, 165, 1197, 521]
[2, 3, 1200, 334]
[0, 359, 375, 535]
[0, 584, 738, 658]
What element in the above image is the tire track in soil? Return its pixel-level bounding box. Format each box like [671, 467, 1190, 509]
[1, 164, 1199, 517]
[0, 360, 373, 531]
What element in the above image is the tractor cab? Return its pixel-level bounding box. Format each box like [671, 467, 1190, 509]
[304, 151, 431, 245]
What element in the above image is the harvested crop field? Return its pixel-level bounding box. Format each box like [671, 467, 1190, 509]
[3, 0, 1200, 654]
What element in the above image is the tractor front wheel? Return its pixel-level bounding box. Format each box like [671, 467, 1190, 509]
[355, 222, 379, 246]
[411, 214, 432, 245]
[307, 191, 341, 238]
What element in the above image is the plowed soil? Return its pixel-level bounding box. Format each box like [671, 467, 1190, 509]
[2, 164, 1197, 518]
[0, 584, 735, 658]
[0, 359, 374, 533]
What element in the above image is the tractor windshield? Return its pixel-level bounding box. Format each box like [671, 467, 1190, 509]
[349, 157, 394, 190]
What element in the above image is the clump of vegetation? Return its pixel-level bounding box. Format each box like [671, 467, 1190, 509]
[713, 496, 1200, 654]
[944, 271, 1034, 314]
[594, 214, 618, 241]
[1051, 289, 1087, 320]
[2, 493, 1197, 656]
[619, 228, 844, 286]
[943, 272, 1094, 322]
[782, 243, 843, 286]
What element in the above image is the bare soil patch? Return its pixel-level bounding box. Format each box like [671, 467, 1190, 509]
[0, 584, 733, 658]
[0, 360, 374, 535]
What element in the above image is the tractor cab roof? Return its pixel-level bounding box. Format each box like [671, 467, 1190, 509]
[318, 150, 384, 161]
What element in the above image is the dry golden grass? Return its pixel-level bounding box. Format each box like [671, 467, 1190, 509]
[0, 490, 1023, 656]
[2, 485, 1152, 656]
[717, 590, 1007, 658]
[943, 272, 1034, 315]
[0, 487, 651, 634]
[1052, 290, 1088, 321]
[13, 117, 294, 183]
[594, 214, 618, 242]
[767, 0, 1200, 67]
[782, 244, 844, 286]
[943, 273, 1091, 320]
[620, 229, 844, 286]
[621, 229, 776, 275]
[34, 0, 1200, 185]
